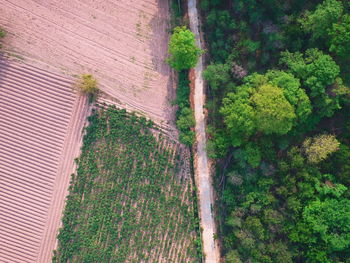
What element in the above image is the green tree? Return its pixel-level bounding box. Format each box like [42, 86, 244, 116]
[221, 71, 309, 146]
[302, 134, 340, 163]
[280, 49, 342, 117]
[329, 14, 350, 58]
[226, 250, 243, 263]
[303, 198, 350, 252]
[167, 26, 202, 71]
[176, 107, 195, 146]
[300, 0, 343, 41]
[251, 84, 296, 135]
[203, 63, 231, 91]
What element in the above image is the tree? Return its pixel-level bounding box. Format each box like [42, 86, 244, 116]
[329, 14, 350, 58]
[203, 63, 231, 91]
[176, 107, 195, 146]
[280, 49, 342, 117]
[302, 134, 340, 163]
[303, 198, 350, 252]
[77, 74, 98, 95]
[251, 84, 296, 135]
[300, 0, 343, 41]
[221, 71, 309, 146]
[167, 26, 202, 71]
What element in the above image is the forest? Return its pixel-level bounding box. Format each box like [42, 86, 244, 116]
[198, 0, 350, 262]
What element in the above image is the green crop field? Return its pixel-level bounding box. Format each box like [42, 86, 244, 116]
[53, 106, 200, 263]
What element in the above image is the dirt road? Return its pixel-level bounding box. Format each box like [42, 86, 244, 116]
[188, 0, 220, 262]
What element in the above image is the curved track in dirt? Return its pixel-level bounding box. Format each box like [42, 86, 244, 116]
[0, 57, 89, 262]
[188, 0, 220, 262]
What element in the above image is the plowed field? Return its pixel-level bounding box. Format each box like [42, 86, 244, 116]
[0, 0, 175, 125]
[0, 57, 89, 262]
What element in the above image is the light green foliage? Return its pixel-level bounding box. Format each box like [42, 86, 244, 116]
[281, 49, 342, 117]
[221, 88, 255, 146]
[265, 70, 312, 123]
[329, 14, 350, 58]
[251, 84, 296, 135]
[303, 198, 350, 251]
[300, 0, 343, 41]
[176, 107, 195, 146]
[221, 71, 310, 146]
[203, 63, 231, 91]
[167, 26, 202, 71]
[302, 134, 340, 163]
[53, 107, 199, 262]
[77, 74, 98, 94]
[281, 49, 340, 97]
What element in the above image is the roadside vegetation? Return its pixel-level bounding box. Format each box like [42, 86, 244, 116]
[167, 24, 202, 146]
[53, 106, 200, 262]
[199, 0, 350, 262]
[0, 28, 5, 48]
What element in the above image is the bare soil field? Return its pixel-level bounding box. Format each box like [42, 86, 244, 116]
[0, 0, 176, 126]
[0, 56, 89, 263]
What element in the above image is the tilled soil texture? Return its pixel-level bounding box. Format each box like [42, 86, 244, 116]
[0, 57, 89, 263]
[0, 0, 175, 126]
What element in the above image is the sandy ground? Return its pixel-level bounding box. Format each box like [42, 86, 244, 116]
[0, 56, 89, 263]
[188, 0, 221, 262]
[0, 0, 176, 126]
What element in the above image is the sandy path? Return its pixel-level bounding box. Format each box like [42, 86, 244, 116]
[188, 0, 220, 262]
[0, 56, 89, 263]
[0, 0, 175, 125]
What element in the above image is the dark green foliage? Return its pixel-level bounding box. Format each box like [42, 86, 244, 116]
[53, 106, 199, 262]
[329, 14, 350, 58]
[0, 29, 5, 38]
[0, 28, 5, 48]
[175, 70, 195, 146]
[199, 0, 350, 262]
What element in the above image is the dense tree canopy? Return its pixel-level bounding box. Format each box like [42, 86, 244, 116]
[281, 49, 343, 118]
[221, 71, 311, 146]
[198, 0, 350, 262]
[329, 14, 350, 58]
[300, 0, 343, 41]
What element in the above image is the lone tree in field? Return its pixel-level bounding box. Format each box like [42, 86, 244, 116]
[77, 74, 98, 95]
[167, 26, 202, 71]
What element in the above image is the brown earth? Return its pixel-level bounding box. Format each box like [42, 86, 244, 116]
[0, 0, 176, 126]
[0, 56, 90, 262]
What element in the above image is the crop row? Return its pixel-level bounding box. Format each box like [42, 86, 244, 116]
[53, 106, 199, 263]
